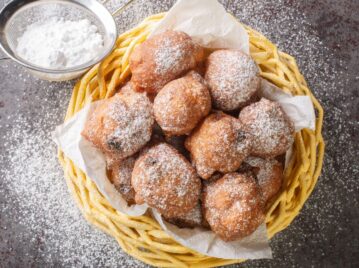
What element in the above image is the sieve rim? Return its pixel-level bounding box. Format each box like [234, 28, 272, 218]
[0, 0, 118, 74]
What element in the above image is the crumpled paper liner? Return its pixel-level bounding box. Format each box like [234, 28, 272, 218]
[150, 0, 249, 54]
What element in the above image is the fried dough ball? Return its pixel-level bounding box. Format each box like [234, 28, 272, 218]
[82, 83, 154, 162]
[154, 71, 211, 136]
[108, 156, 136, 205]
[202, 172, 265, 241]
[130, 30, 204, 94]
[185, 112, 252, 179]
[164, 203, 204, 229]
[245, 157, 283, 204]
[131, 143, 201, 218]
[239, 98, 294, 158]
[205, 49, 260, 111]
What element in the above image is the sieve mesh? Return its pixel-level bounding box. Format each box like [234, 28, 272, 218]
[0, 0, 117, 80]
[6, 2, 107, 68]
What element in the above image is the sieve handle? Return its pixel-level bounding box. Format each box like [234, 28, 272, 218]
[0, 57, 10, 61]
[102, 0, 137, 17]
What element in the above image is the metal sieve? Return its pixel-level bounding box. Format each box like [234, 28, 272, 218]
[0, 0, 133, 81]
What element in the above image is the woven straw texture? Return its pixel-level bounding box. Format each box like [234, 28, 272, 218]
[58, 13, 325, 267]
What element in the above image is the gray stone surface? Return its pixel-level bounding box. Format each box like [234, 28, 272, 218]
[0, 0, 358, 267]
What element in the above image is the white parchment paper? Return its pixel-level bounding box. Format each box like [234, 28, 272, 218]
[150, 0, 249, 54]
[53, 0, 316, 260]
[260, 79, 316, 131]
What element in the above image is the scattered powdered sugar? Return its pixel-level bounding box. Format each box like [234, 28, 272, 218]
[104, 0, 176, 32]
[0, 76, 145, 267]
[1, 0, 358, 266]
[16, 17, 104, 69]
[226, 1, 358, 265]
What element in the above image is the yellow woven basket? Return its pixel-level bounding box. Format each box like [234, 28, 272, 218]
[58, 13, 325, 267]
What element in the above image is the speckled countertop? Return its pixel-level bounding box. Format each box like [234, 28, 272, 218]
[0, 0, 358, 267]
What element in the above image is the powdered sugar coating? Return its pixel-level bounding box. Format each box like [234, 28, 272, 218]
[154, 37, 185, 75]
[185, 112, 252, 179]
[245, 156, 283, 204]
[129, 30, 204, 94]
[203, 173, 265, 241]
[109, 156, 137, 205]
[131, 143, 201, 218]
[154, 71, 211, 136]
[205, 50, 260, 111]
[164, 203, 204, 229]
[239, 98, 295, 157]
[82, 83, 154, 161]
[165, 135, 189, 158]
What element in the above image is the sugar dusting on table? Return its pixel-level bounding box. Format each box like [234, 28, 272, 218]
[1, 0, 358, 267]
[228, 1, 358, 267]
[0, 74, 146, 267]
